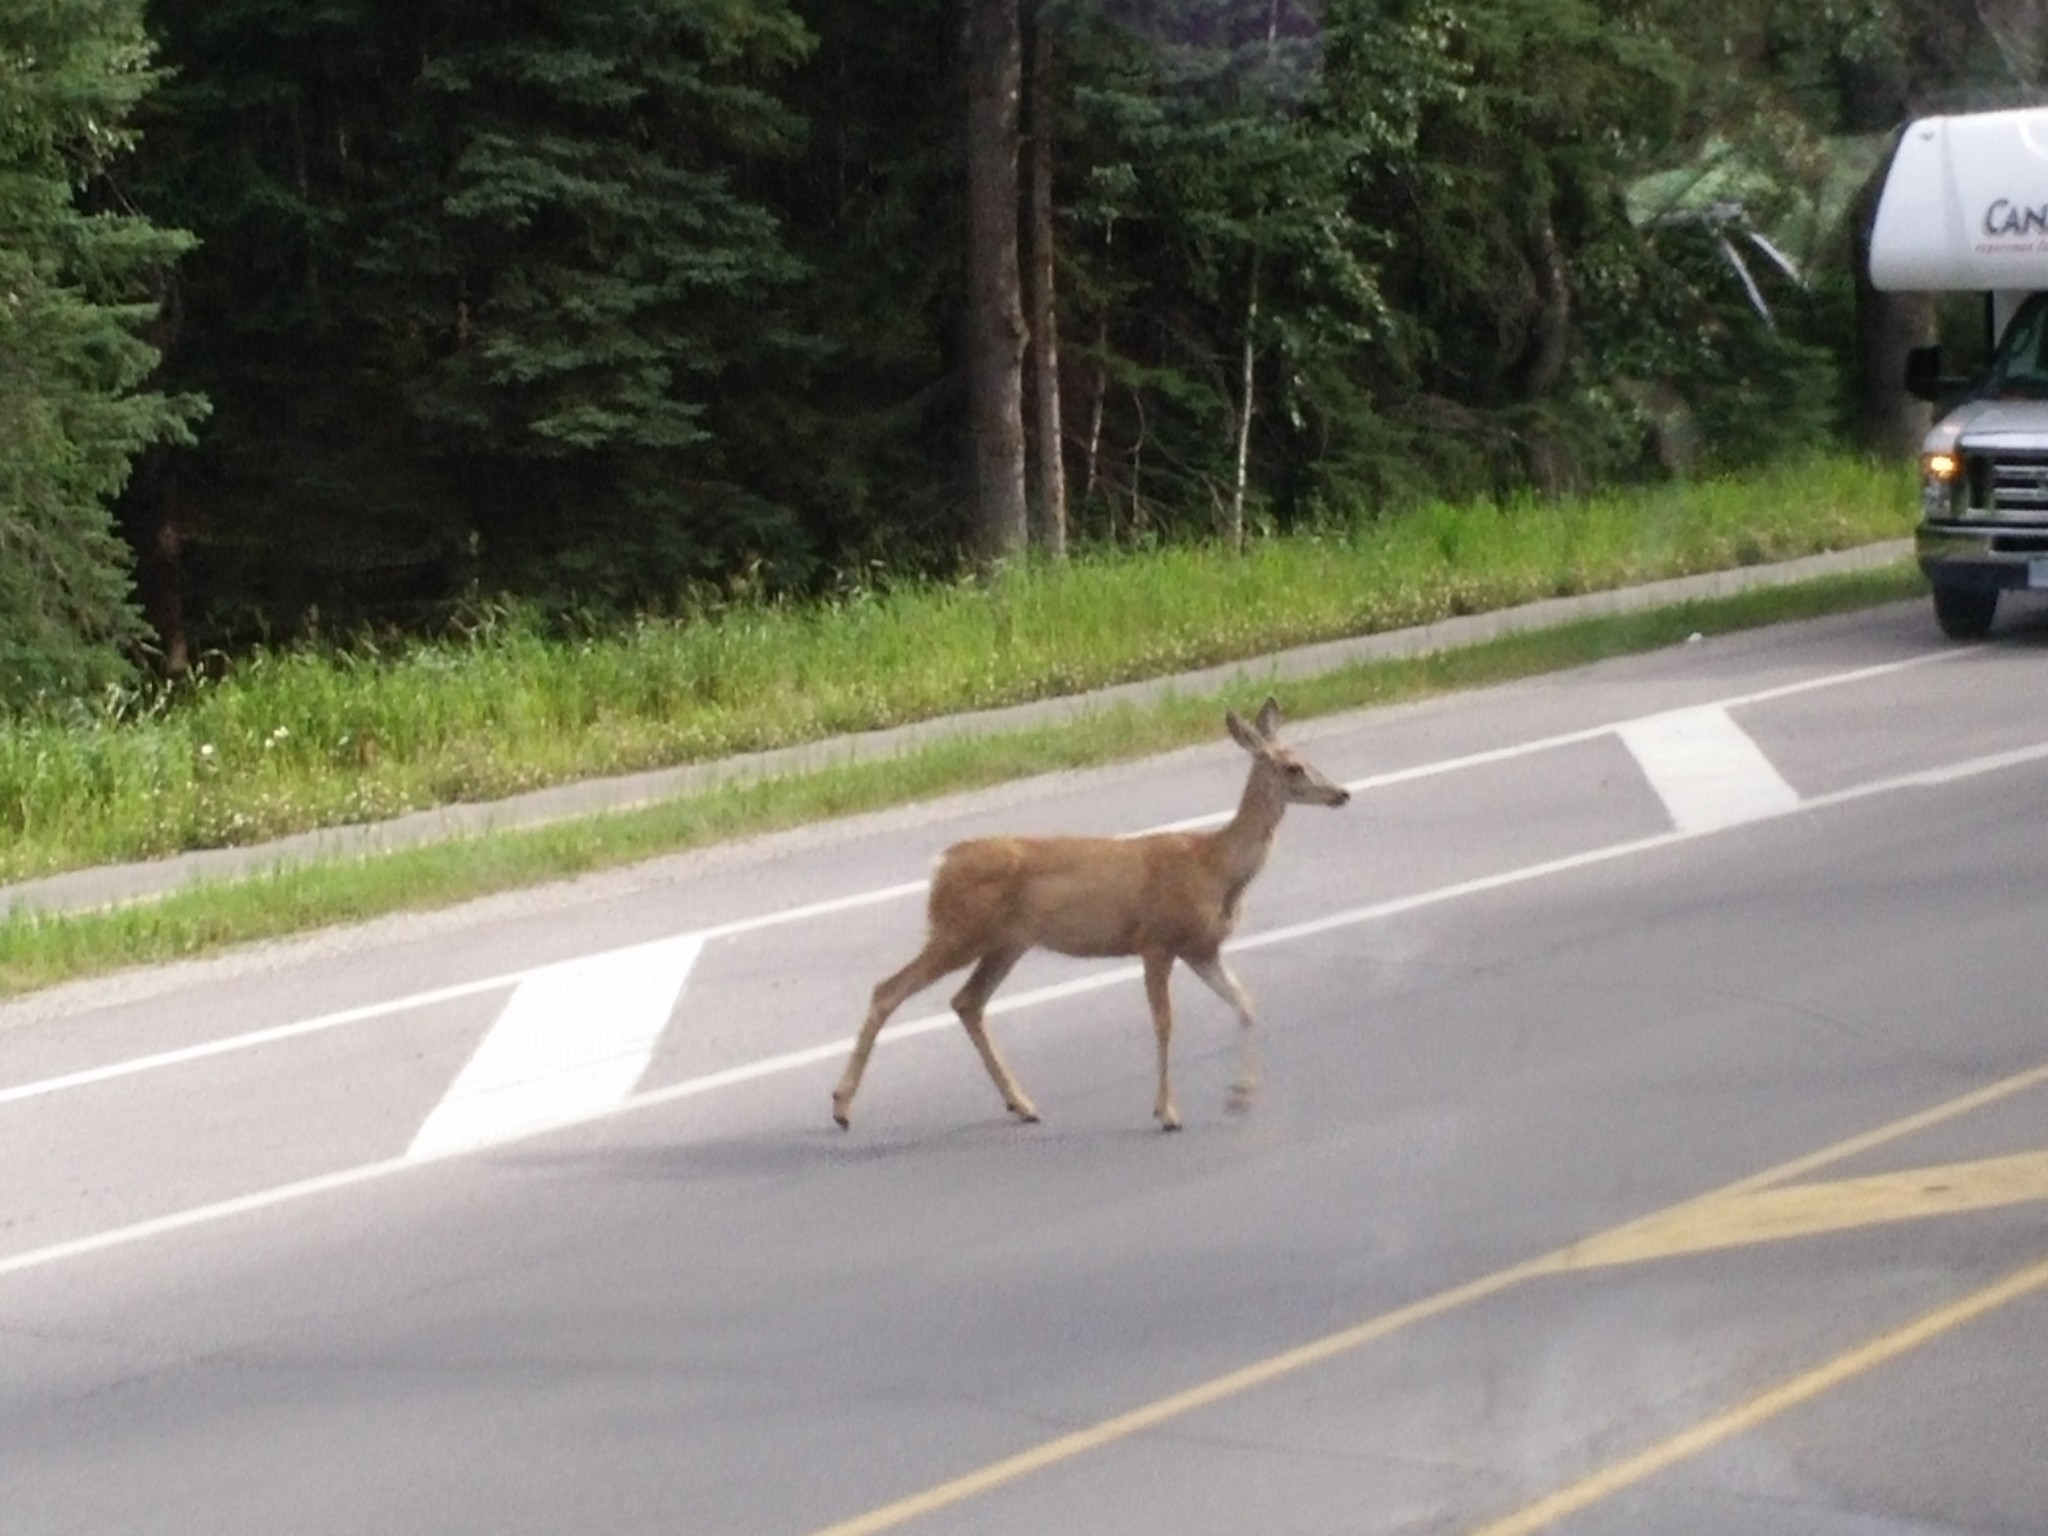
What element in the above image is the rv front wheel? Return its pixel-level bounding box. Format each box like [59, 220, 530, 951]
[1931, 582, 1997, 640]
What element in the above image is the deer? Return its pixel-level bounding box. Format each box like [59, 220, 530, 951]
[831, 697, 1351, 1132]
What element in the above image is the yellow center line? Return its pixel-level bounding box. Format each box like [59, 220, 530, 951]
[1679, 1056, 2048, 1201]
[1557, 1149, 2048, 1269]
[1467, 1246, 2048, 1536]
[808, 1259, 1550, 1536]
[804, 1055, 2048, 1536]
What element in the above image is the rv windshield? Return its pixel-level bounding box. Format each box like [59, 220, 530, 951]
[1985, 293, 2048, 399]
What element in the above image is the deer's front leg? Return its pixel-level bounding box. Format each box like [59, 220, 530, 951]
[1189, 954, 1261, 1114]
[835, 941, 963, 1128]
[1142, 952, 1180, 1130]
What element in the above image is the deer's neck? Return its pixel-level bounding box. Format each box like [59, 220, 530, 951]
[1211, 767, 1287, 895]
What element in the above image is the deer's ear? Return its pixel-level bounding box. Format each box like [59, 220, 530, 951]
[1225, 709, 1266, 755]
[1254, 696, 1282, 739]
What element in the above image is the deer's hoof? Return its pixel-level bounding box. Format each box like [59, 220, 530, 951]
[1011, 1105, 1041, 1125]
[1225, 1088, 1255, 1116]
[832, 1099, 851, 1130]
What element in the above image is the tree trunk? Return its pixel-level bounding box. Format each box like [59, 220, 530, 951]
[119, 259, 196, 678]
[1851, 145, 1935, 459]
[1517, 204, 1573, 401]
[965, 0, 1029, 571]
[1977, 0, 2047, 85]
[1082, 220, 1113, 504]
[1227, 253, 1259, 554]
[1026, 0, 1067, 560]
[118, 446, 193, 679]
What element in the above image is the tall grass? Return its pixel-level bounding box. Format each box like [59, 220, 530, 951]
[0, 454, 1911, 882]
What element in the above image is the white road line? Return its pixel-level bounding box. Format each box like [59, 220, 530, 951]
[1617, 706, 1801, 833]
[406, 934, 703, 1159]
[0, 650, 1964, 1107]
[1152, 650, 1954, 833]
[5, 733, 2048, 1283]
[0, 973, 520, 1109]
[0, 883, 924, 1110]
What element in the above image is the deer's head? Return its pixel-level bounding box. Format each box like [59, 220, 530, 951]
[1225, 697, 1351, 809]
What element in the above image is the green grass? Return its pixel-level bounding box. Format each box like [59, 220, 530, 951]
[0, 560, 1924, 998]
[0, 453, 1911, 889]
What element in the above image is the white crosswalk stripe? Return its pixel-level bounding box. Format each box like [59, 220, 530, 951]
[407, 932, 702, 1159]
[1616, 705, 1800, 833]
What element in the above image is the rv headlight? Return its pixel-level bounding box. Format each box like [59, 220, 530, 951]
[1920, 450, 1965, 520]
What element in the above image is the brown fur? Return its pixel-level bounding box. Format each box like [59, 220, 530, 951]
[831, 698, 1350, 1131]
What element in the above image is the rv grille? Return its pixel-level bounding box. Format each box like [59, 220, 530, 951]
[1986, 453, 2048, 516]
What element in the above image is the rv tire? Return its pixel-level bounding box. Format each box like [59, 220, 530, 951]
[1931, 581, 1998, 640]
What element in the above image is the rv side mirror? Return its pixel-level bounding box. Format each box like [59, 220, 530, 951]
[1905, 345, 1944, 402]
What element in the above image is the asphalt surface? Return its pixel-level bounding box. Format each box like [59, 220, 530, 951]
[5, 587, 2048, 1535]
[0, 542, 1909, 919]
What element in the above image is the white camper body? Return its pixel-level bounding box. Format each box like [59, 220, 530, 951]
[1870, 107, 2048, 637]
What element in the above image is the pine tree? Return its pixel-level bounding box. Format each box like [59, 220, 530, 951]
[130, 0, 815, 630]
[377, 0, 818, 604]
[0, 0, 202, 707]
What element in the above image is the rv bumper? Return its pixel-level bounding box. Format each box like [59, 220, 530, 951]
[1917, 524, 2048, 590]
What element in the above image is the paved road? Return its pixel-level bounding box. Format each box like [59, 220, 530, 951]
[4, 598, 2048, 1535]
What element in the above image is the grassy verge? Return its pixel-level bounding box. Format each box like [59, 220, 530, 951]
[0, 561, 1922, 998]
[0, 454, 1910, 886]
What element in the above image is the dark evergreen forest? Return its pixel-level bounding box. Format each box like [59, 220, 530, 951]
[1, 0, 2034, 706]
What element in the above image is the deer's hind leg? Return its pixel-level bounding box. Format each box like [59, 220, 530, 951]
[1143, 951, 1181, 1130]
[950, 945, 1038, 1123]
[833, 936, 976, 1129]
[1188, 953, 1261, 1113]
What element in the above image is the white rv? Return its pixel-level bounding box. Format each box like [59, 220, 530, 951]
[1870, 105, 2048, 637]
